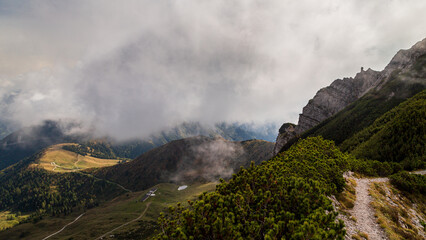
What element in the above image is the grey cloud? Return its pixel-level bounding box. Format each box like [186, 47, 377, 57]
[171, 138, 244, 183]
[1, 0, 426, 140]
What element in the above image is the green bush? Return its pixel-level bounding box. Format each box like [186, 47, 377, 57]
[155, 137, 347, 239]
[348, 158, 402, 177]
[389, 171, 426, 195]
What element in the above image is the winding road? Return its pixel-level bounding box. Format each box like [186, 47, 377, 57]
[95, 202, 152, 240]
[78, 171, 132, 193]
[42, 213, 85, 240]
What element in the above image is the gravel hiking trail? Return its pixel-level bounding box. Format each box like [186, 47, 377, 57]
[349, 178, 388, 240]
[340, 171, 426, 239]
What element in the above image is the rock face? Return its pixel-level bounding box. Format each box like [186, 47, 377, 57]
[273, 123, 297, 155]
[382, 38, 426, 77]
[274, 37, 426, 155]
[297, 68, 381, 133]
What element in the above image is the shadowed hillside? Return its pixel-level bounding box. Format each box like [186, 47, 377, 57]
[91, 137, 274, 191]
[340, 90, 425, 169]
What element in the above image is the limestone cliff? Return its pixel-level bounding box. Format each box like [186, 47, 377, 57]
[274, 38, 426, 155]
[273, 123, 297, 154]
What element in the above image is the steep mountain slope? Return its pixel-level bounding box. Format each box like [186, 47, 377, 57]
[340, 90, 425, 169]
[301, 72, 424, 145]
[274, 38, 426, 154]
[91, 137, 274, 191]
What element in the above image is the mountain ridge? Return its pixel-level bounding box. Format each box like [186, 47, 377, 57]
[90, 136, 274, 191]
[274, 38, 426, 154]
[0, 121, 277, 171]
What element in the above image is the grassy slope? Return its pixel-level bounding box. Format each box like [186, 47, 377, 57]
[0, 182, 217, 240]
[340, 90, 425, 168]
[369, 180, 426, 239]
[0, 211, 30, 231]
[30, 143, 121, 172]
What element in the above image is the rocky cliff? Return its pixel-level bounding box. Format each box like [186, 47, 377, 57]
[274, 38, 426, 155]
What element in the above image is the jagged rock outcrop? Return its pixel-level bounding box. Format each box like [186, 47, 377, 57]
[296, 68, 381, 133]
[274, 37, 426, 155]
[273, 123, 297, 154]
[382, 38, 426, 77]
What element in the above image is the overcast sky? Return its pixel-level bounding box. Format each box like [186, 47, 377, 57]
[1, 0, 426, 139]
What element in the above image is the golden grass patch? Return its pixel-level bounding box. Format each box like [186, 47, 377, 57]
[337, 177, 357, 210]
[34, 143, 120, 172]
[0, 211, 30, 231]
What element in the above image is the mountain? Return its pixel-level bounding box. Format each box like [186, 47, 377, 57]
[274, 38, 426, 154]
[154, 88, 426, 239]
[1, 37, 425, 239]
[0, 121, 276, 171]
[90, 136, 274, 191]
[0, 121, 276, 170]
[0, 135, 272, 237]
[68, 122, 277, 160]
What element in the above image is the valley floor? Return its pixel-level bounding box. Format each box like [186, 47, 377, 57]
[0, 182, 216, 240]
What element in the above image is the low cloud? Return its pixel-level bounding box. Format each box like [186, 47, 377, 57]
[171, 138, 244, 183]
[1, 0, 426, 139]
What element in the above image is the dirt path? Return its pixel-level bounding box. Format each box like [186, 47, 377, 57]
[42, 213, 85, 240]
[78, 172, 132, 193]
[74, 153, 82, 169]
[95, 202, 151, 239]
[348, 178, 388, 240]
[51, 162, 80, 171]
[51, 162, 59, 171]
[412, 169, 426, 175]
[110, 182, 132, 193]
